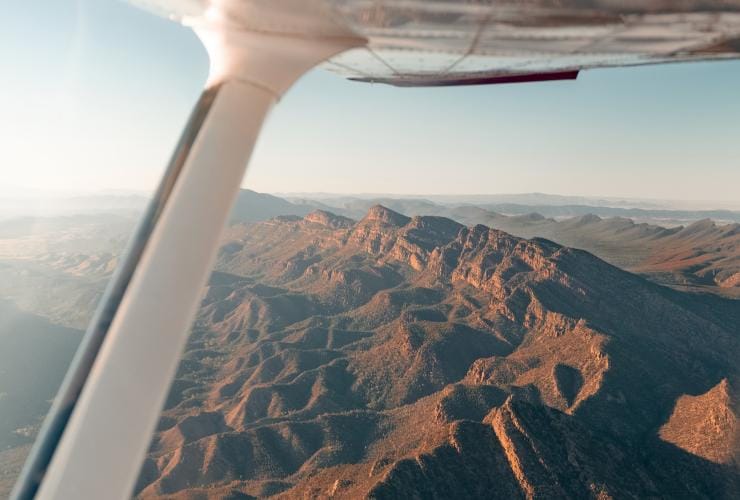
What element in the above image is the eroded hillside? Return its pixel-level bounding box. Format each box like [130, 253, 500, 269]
[135, 207, 740, 499]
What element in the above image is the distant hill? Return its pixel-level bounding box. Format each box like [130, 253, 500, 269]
[0, 189, 313, 226]
[0, 193, 149, 220]
[477, 202, 740, 225]
[286, 194, 740, 225]
[229, 189, 313, 223]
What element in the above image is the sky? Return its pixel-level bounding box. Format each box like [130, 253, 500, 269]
[1, 0, 739, 203]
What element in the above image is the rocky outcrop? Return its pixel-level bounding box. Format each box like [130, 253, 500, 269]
[660, 379, 739, 465]
[303, 210, 355, 229]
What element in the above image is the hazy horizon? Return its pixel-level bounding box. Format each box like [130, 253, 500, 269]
[273, 190, 740, 206]
[1, 187, 739, 213]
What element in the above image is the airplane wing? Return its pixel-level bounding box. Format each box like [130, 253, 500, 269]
[133, 0, 740, 86]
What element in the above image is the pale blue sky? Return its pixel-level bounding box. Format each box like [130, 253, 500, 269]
[1, 0, 739, 202]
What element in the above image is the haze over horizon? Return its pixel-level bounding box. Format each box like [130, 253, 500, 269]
[1, 189, 739, 228]
[273, 190, 740, 207]
[1, 187, 738, 213]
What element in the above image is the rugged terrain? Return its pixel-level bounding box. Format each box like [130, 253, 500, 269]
[0, 192, 738, 498]
[292, 196, 740, 297]
[133, 206, 740, 499]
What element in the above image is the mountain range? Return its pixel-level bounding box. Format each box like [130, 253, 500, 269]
[285, 193, 740, 224]
[282, 193, 740, 297]
[0, 192, 738, 498]
[134, 206, 739, 498]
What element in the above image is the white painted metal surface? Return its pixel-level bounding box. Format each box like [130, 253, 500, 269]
[33, 24, 360, 500]
[131, 0, 740, 86]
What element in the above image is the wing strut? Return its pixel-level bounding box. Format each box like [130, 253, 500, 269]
[13, 25, 360, 500]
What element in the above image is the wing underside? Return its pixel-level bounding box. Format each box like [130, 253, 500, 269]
[132, 0, 740, 86]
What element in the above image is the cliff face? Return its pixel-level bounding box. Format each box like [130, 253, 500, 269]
[136, 207, 740, 499]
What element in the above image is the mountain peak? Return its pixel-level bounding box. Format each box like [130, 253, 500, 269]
[511, 212, 546, 222]
[676, 218, 717, 237]
[687, 218, 715, 230]
[304, 210, 354, 229]
[577, 213, 602, 224]
[364, 205, 411, 227]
